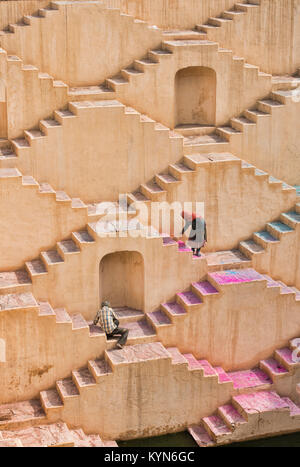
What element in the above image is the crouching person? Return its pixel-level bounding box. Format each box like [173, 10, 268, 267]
[94, 300, 129, 349]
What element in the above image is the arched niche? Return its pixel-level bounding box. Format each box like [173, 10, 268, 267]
[99, 251, 144, 310]
[175, 66, 217, 127]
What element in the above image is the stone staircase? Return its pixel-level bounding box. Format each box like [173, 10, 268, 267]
[102, 38, 271, 127]
[181, 89, 296, 154]
[0, 335, 299, 441]
[239, 204, 300, 260]
[0, 419, 116, 447]
[0, 1, 161, 104]
[128, 151, 295, 210]
[188, 390, 300, 447]
[0, 166, 88, 217]
[161, 2, 260, 43]
[146, 269, 300, 335]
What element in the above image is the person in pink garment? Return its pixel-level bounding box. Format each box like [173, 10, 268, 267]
[181, 211, 207, 257]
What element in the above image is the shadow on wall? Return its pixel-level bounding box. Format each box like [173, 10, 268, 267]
[99, 251, 144, 310]
[175, 66, 216, 127]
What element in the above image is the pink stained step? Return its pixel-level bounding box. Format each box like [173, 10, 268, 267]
[167, 347, 188, 365]
[183, 353, 204, 371]
[277, 281, 296, 295]
[147, 310, 171, 326]
[260, 358, 289, 377]
[177, 290, 203, 306]
[197, 360, 217, 377]
[178, 241, 192, 252]
[281, 397, 300, 416]
[218, 404, 247, 428]
[228, 368, 272, 390]
[275, 347, 300, 369]
[192, 280, 219, 296]
[124, 319, 156, 339]
[202, 415, 232, 439]
[163, 236, 177, 246]
[188, 425, 214, 447]
[214, 367, 232, 384]
[233, 391, 290, 415]
[162, 302, 187, 316]
[263, 274, 281, 288]
[210, 268, 262, 285]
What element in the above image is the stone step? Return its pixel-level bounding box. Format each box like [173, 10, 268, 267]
[40, 389, 64, 414]
[202, 415, 232, 442]
[227, 368, 272, 391]
[280, 211, 300, 229]
[197, 360, 218, 377]
[281, 397, 300, 416]
[176, 290, 203, 309]
[253, 230, 279, 247]
[214, 367, 232, 384]
[182, 353, 204, 372]
[188, 425, 214, 447]
[0, 400, 46, 431]
[275, 347, 300, 370]
[260, 358, 289, 379]
[25, 259, 48, 278]
[204, 250, 251, 272]
[1, 422, 74, 447]
[166, 347, 188, 366]
[71, 314, 89, 331]
[107, 342, 170, 368]
[0, 270, 32, 294]
[147, 310, 172, 328]
[266, 221, 294, 238]
[232, 391, 291, 418]
[0, 292, 38, 312]
[119, 318, 156, 344]
[88, 359, 113, 383]
[113, 307, 145, 323]
[56, 378, 79, 401]
[239, 239, 265, 258]
[162, 29, 207, 41]
[70, 428, 104, 447]
[217, 404, 247, 430]
[72, 368, 96, 391]
[161, 301, 187, 318]
[38, 301, 56, 317]
[53, 307, 72, 324]
[208, 268, 263, 287]
[191, 280, 219, 298]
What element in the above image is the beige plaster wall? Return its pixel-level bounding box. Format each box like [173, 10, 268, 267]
[0, 171, 87, 270]
[0, 0, 49, 30]
[228, 96, 300, 187]
[113, 40, 272, 129]
[104, 0, 239, 29]
[105, 0, 300, 75]
[4, 101, 183, 203]
[0, 1, 162, 87]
